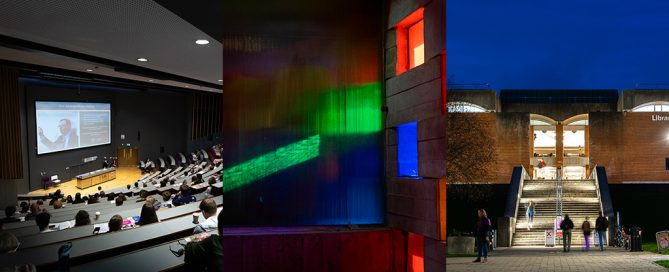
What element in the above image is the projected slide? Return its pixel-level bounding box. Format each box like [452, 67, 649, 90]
[36, 101, 111, 155]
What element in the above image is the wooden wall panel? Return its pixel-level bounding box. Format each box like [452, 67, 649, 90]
[191, 92, 223, 140]
[387, 178, 439, 239]
[0, 67, 22, 179]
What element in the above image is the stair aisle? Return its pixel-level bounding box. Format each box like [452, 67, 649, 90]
[512, 179, 603, 246]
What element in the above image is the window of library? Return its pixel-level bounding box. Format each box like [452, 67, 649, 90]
[447, 102, 486, 112]
[632, 101, 669, 112]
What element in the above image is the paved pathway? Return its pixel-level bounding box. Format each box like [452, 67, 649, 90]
[447, 246, 669, 272]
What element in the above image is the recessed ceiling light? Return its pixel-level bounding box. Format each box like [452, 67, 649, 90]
[137, 58, 148, 62]
[217, 79, 222, 82]
[148, 79, 154, 82]
[185, 85, 189, 88]
[195, 39, 209, 45]
[86, 69, 93, 72]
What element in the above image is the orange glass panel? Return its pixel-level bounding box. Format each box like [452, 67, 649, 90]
[408, 20, 424, 68]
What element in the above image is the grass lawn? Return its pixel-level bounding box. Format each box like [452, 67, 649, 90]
[655, 260, 669, 269]
[643, 242, 669, 255]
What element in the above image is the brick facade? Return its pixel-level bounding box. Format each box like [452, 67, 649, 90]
[591, 112, 669, 183]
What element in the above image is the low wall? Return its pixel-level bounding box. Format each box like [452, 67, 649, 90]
[447, 236, 475, 254]
[223, 229, 407, 271]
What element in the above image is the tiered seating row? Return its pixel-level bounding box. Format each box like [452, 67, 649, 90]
[0, 195, 223, 269]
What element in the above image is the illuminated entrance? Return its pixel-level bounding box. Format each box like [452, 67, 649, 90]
[530, 114, 589, 179]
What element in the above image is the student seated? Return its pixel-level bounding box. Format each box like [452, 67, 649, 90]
[36, 212, 53, 233]
[53, 200, 63, 209]
[115, 196, 124, 207]
[1, 206, 20, 224]
[208, 177, 217, 185]
[72, 193, 84, 204]
[137, 204, 159, 226]
[74, 210, 91, 227]
[19, 202, 29, 214]
[107, 192, 116, 202]
[173, 184, 196, 206]
[145, 196, 161, 211]
[136, 190, 149, 203]
[193, 198, 218, 234]
[88, 194, 99, 204]
[49, 189, 63, 205]
[108, 215, 123, 232]
[184, 209, 223, 271]
[0, 231, 19, 254]
[24, 203, 42, 221]
[161, 191, 174, 208]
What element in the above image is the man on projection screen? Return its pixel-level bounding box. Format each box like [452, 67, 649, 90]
[38, 118, 79, 151]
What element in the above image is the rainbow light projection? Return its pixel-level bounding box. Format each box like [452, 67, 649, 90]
[223, 82, 381, 192]
[223, 134, 321, 192]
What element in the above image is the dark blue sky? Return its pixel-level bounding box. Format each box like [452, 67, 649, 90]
[447, 0, 669, 90]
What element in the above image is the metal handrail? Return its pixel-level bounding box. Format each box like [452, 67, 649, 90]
[556, 168, 563, 217]
[512, 166, 531, 235]
[589, 165, 605, 216]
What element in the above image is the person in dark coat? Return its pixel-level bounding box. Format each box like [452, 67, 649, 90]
[595, 213, 609, 251]
[560, 214, 574, 252]
[137, 203, 159, 226]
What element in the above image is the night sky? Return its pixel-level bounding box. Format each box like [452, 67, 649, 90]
[447, 0, 669, 90]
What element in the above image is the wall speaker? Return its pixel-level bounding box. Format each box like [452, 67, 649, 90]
[666, 157, 669, 170]
[160, 146, 165, 153]
[137, 131, 141, 141]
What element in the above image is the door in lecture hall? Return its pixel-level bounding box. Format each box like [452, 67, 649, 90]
[117, 147, 138, 166]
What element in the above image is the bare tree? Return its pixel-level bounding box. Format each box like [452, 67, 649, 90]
[446, 103, 497, 202]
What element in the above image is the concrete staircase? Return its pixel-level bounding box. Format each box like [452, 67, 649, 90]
[512, 179, 602, 246]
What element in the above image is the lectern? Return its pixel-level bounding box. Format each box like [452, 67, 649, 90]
[117, 147, 138, 166]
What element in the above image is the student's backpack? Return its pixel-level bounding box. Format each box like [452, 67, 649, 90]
[582, 221, 591, 232]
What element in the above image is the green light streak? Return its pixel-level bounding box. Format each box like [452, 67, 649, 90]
[223, 135, 320, 192]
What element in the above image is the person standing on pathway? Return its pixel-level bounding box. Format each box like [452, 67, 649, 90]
[560, 214, 574, 252]
[596, 213, 609, 251]
[473, 209, 491, 263]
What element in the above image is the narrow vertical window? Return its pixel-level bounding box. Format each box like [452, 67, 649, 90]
[408, 20, 424, 69]
[398, 122, 418, 177]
